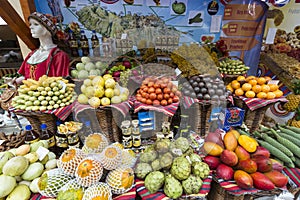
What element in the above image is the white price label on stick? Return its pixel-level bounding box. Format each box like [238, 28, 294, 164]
[36, 146, 50, 161]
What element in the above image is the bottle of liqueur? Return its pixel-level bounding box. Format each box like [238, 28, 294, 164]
[39, 123, 56, 152]
[68, 30, 79, 57]
[131, 119, 141, 148]
[80, 30, 89, 56]
[24, 125, 40, 144]
[91, 30, 100, 57]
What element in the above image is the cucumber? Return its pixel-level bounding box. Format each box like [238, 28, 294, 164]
[285, 125, 300, 134]
[278, 126, 300, 141]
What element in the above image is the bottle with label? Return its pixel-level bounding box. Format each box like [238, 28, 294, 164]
[68, 30, 79, 57]
[39, 124, 56, 152]
[121, 120, 132, 148]
[80, 30, 89, 56]
[24, 125, 40, 144]
[131, 120, 141, 148]
[55, 121, 68, 156]
[91, 30, 100, 57]
[179, 115, 190, 138]
[67, 131, 81, 148]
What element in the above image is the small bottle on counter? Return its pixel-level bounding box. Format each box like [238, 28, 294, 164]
[80, 30, 89, 56]
[55, 121, 68, 155]
[91, 30, 100, 57]
[121, 120, 132, 149]
[67, 131, 81, 148]
[39, 124, 56, 152]
[68, 30, 79, 57]
[131, 119, 141, 148]
[24, 125, 40, 144]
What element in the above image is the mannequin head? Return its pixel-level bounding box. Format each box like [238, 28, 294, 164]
[29, 18, 52, 39]
[28, 12, 57, 37]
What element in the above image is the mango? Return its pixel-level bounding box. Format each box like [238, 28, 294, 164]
[220, 150, 238, 167]
[234, 145, 250, 161]
[250, 172, 275, 190]
[270, 159, 284, 172]
[236, 159, 257, 174]
[251, 146, 270, 158]
[203, 155, 220, 170]
[238, 135, 258, 153]
[252, 155, 272, 173]
[216, 164, 234, 180]
[15, 144, 31, 156]
[264, 170, 288, 188]
[223, 131, 238, 151]
[234, 170, 253, 189]
[203, 142, 223, 156]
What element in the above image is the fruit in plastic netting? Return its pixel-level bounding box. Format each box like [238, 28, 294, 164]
[101, 97, 111, 106]
[83, 79, 92, 86]
[92, 76, 105, 87]
[105, 88, 114, 98]
[78, 94, 89, 104]
[105, 78, 116, 89]
[88, 97, 101, 108]
[76, 63, 85, 71]
[81, 56, 90, 64]
[71, 69, 78, 78]
[94, 86, 105, 98]
[78, 70, 89, 79]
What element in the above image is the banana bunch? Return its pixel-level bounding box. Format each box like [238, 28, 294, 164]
[283, 93, 300, 111]
[12, 75, 76, 111]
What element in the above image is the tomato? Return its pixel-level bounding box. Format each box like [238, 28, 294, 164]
[153, 99, 160, 106]
[167, 82, 173, 89]
[148, 87, 155, 94]
[163, 87, 171, 94]
[167, 98, 173, 105]
[161, 83, 167, 88]
[157, 94, 163, 101]
[155, 88, 162, 94]
[164, 93, 170, 100]
[136, 93, 142, 98]
[172, 86, 178, 93]
[149, 93, 157, 100]
[161, 99, 168, 106]
[141, 92, 148, 98]
[175, 90, 182, 97]
[140, 85, 147, 90]
[143, 87, 149, 92]
[153, 83, 161, 88]
[173, 95, 179, 103]
[148, 81, 154, 87]
[137, 89, 141, 94]
[136, 96, 142, 102]
[162, 77, 169, 83]
[169, 92, 175, 98]
[141, 98, 147, 104]
[142, 80, 148, 85]
[146, 99, 153, 105]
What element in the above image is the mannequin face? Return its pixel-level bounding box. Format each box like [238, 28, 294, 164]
[29, 18, 51, 38]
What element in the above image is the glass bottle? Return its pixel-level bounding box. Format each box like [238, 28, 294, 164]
[68, 30, 79, 57]
[179, 115, 190, 138]
[80, 30, 89, 56]
[121, 120, 132, 148]
[131, 120, 141, 148]
[39, 124, 56, 152]
[55, 122, 68, 155]
[24, 125, 40, 144]
[91, 30, 100, 57]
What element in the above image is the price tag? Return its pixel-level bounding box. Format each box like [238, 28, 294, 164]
[171, 81, 178, 87]
[36, 146, 50, 161]
[172, 148, 183, 157]
[266, 28, 277, 44]
[59, 81, 67, 91]
[268, 80, 280, 85]
[175, 68, 182, 76]
[121, 33, 127, 40]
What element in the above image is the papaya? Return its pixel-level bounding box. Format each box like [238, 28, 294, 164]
[223, 131, 238, 151]
[235, 145, 250, 161]
[264, 170, 288, 188]
[238, 135, 258, 153]
[236, 158, 257, 174]
[203, 142, 223, 156]
[234, 170, 253, 189]
[250, 172, 275, 190]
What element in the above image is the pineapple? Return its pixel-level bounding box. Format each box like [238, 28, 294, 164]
[75, 157, 103, 187]
[38, 169, 73, 197]
[82, 182, 112, 200]
[82, 133, 109, 153]
[99, 145, 122, 170]
[106, 166, 135, 194]
[57, 148, 85, 176]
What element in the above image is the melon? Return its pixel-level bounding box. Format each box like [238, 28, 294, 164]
[100, 145, 122, 170]
[75, 158, 103, 187]
[57, 148, 85, 176]
[82, 182, 112, 200]
[106, 166, 135, 194]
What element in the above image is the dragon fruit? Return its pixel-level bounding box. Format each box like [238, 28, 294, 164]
[170, 156, 191, 181]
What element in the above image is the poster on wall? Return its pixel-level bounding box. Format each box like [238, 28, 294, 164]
[34, 0, 225, 48]
[220, 0, 268, 75]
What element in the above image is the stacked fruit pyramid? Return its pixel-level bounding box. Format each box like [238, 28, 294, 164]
[135, 137, 210, 199]
[36, 133, 136, 199]
[202, 129, 288, 191]
[227, 75, 283, 99]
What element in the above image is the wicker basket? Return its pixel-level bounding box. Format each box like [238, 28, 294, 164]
[219, 56, 246, 85]
[234, 97, 273, 132]
[207, 180, 282, 200]
[16, 111, 57, 134]
[183, 102, 212, 136]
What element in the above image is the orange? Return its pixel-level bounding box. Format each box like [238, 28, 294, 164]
[273, 90, 283, 98]
[248, 79, 257, 86]
[266, 92, 276, 99]
[252, 85, 262, 93]
[257, 92, 267, 99]
[231, 81, 241, 90]
[264, 76, 272, 82]
[226, 84, 234, 93]
[241, 83, 252, 92]
[245, 90, 256, 98]
[235, 88, 244, 96]
[257, 77, 267, 85]
[237, 76, 246, 82]
[261, 84, 270, 93]
[268, 84, 279, 92]
[245, 76, 256, 82]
